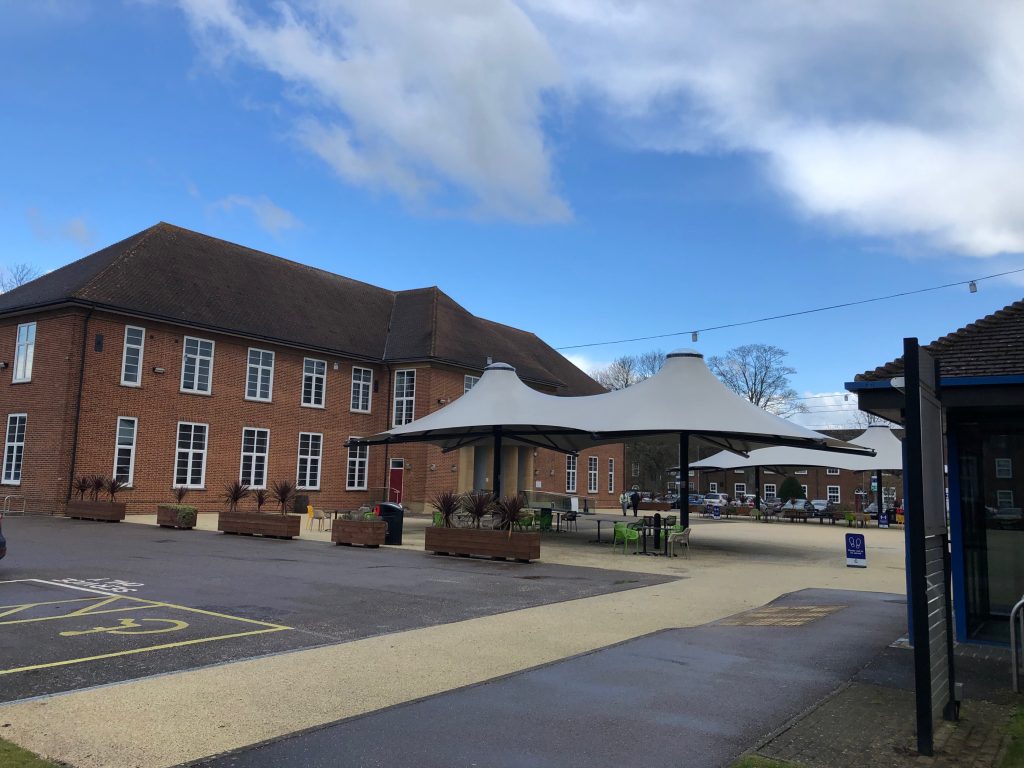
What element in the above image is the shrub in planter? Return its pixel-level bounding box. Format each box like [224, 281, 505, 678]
[431, 490, 460, 528]
[66, 475, 127, 522]
[425, 492, 540, 562]
[218, 480, 300, 539]
[460, 492, 493, 529]
[157, 504, 198, 529]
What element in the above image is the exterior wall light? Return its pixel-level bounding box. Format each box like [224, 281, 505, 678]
[152, 366, 165, 374]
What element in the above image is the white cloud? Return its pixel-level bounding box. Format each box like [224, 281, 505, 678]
[26, 208, 95, 249]
[210, 194, 302, 234]
[565, 352, 611, 377]
[177, 0, 569, 222]
[523, 0, 1024, 256]
[176, 1, 1024, 253]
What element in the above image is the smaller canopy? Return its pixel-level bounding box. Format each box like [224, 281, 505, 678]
[350, 362, 601, 454]
[691, 424, 903, 472]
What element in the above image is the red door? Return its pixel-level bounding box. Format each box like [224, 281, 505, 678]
[389, 459, 404, 503]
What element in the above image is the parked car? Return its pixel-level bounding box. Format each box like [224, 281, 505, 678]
[0, 512, 6, 561]
[703, 492, 730, 508]
[805, 499, 836, 516]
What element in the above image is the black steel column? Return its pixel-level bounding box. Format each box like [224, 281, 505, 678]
[680, 432, 690, 528]
[755, 465, 762, 511]
[492, 426, 503, 499]
[876, 469, 884, 518]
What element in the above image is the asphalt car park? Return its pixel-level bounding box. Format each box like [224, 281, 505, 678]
[0, 516, 673, 703]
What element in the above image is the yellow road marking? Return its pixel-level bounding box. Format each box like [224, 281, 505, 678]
[0, 627, 289, 676]
[0, 603, 157, 627]
[60, 618, 191, 637]
[0, 597, 98, 615]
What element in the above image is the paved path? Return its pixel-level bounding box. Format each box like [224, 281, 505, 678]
[196, 589, 907, 768]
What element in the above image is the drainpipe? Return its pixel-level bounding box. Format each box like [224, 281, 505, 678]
[65, 309, 92, 506]
[382, 362, 392, 502]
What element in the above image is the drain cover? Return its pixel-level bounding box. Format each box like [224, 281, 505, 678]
[720, 605, 844, 627]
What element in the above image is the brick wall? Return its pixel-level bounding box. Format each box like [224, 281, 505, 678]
[0, 309, 86, 514]
[0, 310, 622, 516]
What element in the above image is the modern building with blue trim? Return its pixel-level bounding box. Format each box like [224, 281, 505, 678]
[847, 299, 1024, 645]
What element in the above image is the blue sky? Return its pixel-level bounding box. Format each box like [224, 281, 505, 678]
[3, 1, 1023, 429]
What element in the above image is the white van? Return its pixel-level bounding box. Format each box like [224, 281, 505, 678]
[703, 492, 729, 507]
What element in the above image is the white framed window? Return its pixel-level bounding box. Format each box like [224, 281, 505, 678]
[246, 348, 274, 402]
[112, 417, 137, 486]
[120, 326, 145, 387]
[688, 470, 694, 477]
[827, 485, 841, 504]
[587, 456, 598, 493]
[801, 484, 808, 498]
[347, 439, 368, 490]
[608, 458, 615, 494]
[296, 432, 322, 490]
[350, 366, 372, 412]
[997, 489, 1015, 508]
[240, 427, 269, 488]
[12, 322, 35, 383]
[794, 469, 808, 475]
[734, 483, 746, 497]
[996, 458, 1013, 479]
[733, 469, 744, 474]
[393, 369, 416, 426]
[764, 483, 777, 500]
[175, 422, 207, 488]
[180, 336, 214, 394]
[2, 414, 26, 484]
[826, 467, 840, 476]
[300, 358, 326, 408]
[566, 454, 578, 493]
[708, 482, 718, 493]
[631, 462, 640, 478]
[464, 375, 480, 393]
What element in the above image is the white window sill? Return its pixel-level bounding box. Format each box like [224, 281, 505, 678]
[245, 396, 273, 404]
[346, 487, 368, 491]
[11, 379, 31, 385]
[350, 408, 371, 415]
[297, 486, 320, 492]
[1, 480, 21, 486]
[120, 382, 142, 389]
[179, 388, 212, 397]
[175, 486, 205, 490]
[300, 402, 326, 410]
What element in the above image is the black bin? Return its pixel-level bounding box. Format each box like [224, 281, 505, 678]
[294, 494, 310, 515]
[375, 502, 404, 545]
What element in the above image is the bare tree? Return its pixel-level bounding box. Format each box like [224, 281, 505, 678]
[635, 349, 665, 379]
[591, 355, 641, 391]
[849, 409, 898, 428]
[0, 263, 41, 293]
[707, 343, 807, 417]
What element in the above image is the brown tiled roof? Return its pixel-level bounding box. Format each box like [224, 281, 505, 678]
[0, 223, 600, 395]
[855, 298, 1024, 382]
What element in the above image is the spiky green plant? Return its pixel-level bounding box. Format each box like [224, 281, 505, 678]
[73, 476, 91, 501]
[105, 477, 126, 502]
[431, 490, 460, 528]
[270, 479, 295, 514]
[493, 494, 526, 533]
[173, 485, 188, 504]
[89, 475, 105, 502]
[253, 488, 268, 513]
[460, 492, 493, 529]
[223, 481, 251, 513]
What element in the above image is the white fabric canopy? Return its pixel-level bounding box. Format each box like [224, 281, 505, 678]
[691, 424, 903, 472]
[353, 350, 873, 458]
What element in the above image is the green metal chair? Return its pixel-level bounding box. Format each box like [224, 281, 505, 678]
[432, 510, 444, 527]
[611, 521, 640, 554]
[517, 511, 536, 531]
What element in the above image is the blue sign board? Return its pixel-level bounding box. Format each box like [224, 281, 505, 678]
[846, 533, 867, 568]
[878, 511, 889, 529]
[711, 505, 721, 520]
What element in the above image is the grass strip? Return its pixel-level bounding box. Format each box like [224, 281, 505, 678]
[1002, 705, 1024, 768]
[0, 737, 64, 767]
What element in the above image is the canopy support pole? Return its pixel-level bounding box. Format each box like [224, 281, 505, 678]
[679, 432, 690, 529]
[875, 469, 884, 518]
[755, 465, 762, 512]
[493, 426, 503, 499]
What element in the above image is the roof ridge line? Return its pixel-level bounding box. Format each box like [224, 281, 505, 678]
[75, 223, 163, 298]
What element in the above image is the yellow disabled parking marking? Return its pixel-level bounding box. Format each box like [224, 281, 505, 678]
[0, 579, 291, 677]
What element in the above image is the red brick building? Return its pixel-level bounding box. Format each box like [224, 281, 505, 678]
[0, 223, 621, 515]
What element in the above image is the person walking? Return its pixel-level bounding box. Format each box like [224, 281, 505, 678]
[619, 491, 629, 516]
[629, 488, 641, 517]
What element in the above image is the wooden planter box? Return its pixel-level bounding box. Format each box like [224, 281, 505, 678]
[638, 501, 671, 512]
[424, 527, 540, 563]
[66, 500, 126, 522]
[157, 505, 197, 529]
[217, 511, 300, 539]
[332, 519, 386, 547]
